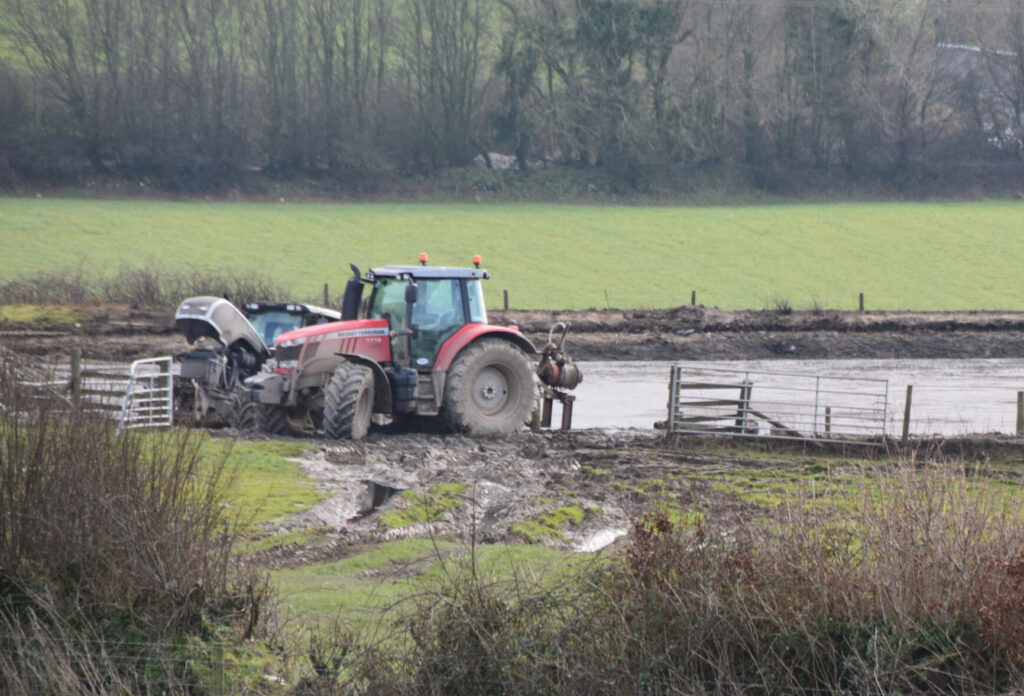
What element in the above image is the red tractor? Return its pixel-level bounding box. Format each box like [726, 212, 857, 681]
[240, 258, 580, 438]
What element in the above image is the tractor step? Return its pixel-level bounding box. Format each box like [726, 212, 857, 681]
[415, 372, 440, 416]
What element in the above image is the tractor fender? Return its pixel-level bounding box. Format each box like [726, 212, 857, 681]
[433, 325, 537, 373]
[337, 353, 393, 414]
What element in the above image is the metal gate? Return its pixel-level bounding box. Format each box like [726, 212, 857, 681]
[118, 357, 174, 433]
[667, 365, 889, 445]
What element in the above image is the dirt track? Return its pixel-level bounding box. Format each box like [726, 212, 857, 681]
[4, 303, 1024, 362]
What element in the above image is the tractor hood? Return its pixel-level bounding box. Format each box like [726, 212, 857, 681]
[174, 296, 269, 358]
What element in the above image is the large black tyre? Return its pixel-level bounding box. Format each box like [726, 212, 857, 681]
[234, 399, 296, 436]
[441, 338, 536, 435]
[323, 362, 374, 440]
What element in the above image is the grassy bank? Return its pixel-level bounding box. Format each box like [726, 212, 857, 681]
[265, 443, 1024, 695]
[3, 197, 1024, 310]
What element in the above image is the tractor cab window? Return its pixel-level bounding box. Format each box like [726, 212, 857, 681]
[410, 279, 466, 366]
[368, 276, 469, 368]
[466, 279, 486, 323]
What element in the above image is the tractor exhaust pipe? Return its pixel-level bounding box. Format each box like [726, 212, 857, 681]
[341, 263, 364, 320]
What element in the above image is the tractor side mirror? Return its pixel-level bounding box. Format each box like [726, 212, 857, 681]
[404, 282, 419, 305]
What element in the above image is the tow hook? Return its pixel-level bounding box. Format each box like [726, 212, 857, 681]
[536, 322, 583, 429]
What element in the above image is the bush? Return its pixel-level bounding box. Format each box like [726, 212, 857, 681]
[0, 264, 288, 307]
[0, 358, 268, 694]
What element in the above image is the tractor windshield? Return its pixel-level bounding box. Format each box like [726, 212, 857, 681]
[248, 310, 305, 348]
[369, 276, 472, 367]
[367, 277, 409, 326]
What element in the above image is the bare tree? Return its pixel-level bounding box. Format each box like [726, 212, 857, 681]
[0, 0, 112, 171]
[400, 0, 488, 169]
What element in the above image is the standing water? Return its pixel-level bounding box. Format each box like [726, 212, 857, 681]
[570, 359, 1024, 437]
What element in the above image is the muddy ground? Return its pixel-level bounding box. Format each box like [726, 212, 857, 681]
[240, 428, 1024, 569]
[4, 303, 1024, 362]
[4, 303, 1024, 565]
[239, 430, 821, 568]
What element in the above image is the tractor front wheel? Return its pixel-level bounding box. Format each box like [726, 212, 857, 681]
[324, 362, 374, 440]
[441, 339, 536, 435]
[234, 399, 298, 436]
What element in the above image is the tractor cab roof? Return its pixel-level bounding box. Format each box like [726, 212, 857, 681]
[241, 301, 341, 321]
[368, 265, 490, 281]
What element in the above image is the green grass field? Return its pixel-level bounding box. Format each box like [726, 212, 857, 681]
[2, 197, 1023, 310]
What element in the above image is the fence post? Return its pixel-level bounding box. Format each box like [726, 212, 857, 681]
[901, 385, 913, 447]
[212, 643, 225, 696]
[1017, 391, 1023, 436]
[859, 293, 865, 312]
[503, 289, 509, 311]
[323, 282, 329, 306]
[735, 381, 752, 431]
[691, 290, 696, 306]
[667, 366, 679, 432]
[824, 406, 832, 436]
[70, 348, 82, 405]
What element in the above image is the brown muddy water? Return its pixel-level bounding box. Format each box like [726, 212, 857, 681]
[573, 359, 1024, 437]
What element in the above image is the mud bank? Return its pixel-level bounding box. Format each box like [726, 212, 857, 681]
[4, 303, 1024, 362]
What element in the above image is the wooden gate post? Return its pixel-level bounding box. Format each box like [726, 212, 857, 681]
[70, 348, 82, 405]
[901, 385, 913, 447]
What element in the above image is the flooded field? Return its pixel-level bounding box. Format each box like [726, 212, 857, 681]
[40, 355, 1024, 438]
[571, 358, 1024, 437]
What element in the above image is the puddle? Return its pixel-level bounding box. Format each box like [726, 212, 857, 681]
[573, 527, 628, 553]
[571, 359, 1024, 437]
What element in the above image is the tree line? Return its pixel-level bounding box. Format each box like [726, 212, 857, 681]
[0, 0, 1022, 192]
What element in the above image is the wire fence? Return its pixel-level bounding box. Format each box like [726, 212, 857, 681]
[667, 364, 889, 444]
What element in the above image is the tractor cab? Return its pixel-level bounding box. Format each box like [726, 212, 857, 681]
[363, 265, 488, 369]
[242, 301, 341, 350]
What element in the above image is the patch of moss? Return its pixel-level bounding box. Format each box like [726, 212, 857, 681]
[664, 507, 704, 530]
[0, 303, 92, 327]
[511, 505, 593, 543]
[378, 482, 469, 530]
[610, 480, 645, 495]
[241, 526, 332, 554]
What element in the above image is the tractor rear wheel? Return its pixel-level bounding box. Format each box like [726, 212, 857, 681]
[324, 362, 374, 440]
[441, 338, 536, 435]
